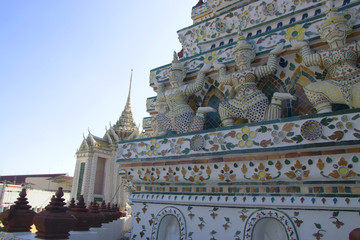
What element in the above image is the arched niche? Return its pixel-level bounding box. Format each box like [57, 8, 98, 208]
[252, 218, 288, 240]
[151, 206, 186, 240]
[243, 209, 298, 240]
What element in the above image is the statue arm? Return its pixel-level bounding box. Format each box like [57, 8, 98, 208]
[217, 66, 232, 85]
[156, 84, 166, 102]
[255, 53, 278, 79]
[185, 71, 206, 96]
[299, 45, 322, 67]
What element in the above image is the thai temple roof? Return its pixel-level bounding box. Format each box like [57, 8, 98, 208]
[77, 70, 138, 152]
[114, 69, 138, 140]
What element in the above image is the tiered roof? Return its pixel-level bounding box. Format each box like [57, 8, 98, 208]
[78, 70, 138, 152]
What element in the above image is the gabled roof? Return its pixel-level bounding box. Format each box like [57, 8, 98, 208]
[0, 174, 67, 185]
[47, 175, 73, 183]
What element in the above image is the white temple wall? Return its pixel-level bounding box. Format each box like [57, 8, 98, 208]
[130, 201, 358, 240]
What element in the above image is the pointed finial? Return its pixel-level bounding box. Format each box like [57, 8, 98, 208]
[124, 69, 133, 111]
[233, 29, 253, 53]
[56, 187, 64, 198]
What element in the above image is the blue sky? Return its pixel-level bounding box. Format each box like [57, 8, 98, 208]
[0, 1, 195, 176]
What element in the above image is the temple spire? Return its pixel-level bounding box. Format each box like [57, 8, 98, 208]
[114, 69, 138, 140]
[125, 69, 133, 112]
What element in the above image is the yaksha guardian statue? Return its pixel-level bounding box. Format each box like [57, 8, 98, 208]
[153, 52, 215, 136]
[215, 32, 295, 127]
[291, 0, 359, 113]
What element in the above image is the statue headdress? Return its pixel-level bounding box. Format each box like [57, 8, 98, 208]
[319, 0, 353, 35]
[233, 30, 253, 54]
[170, 51, 185, 72]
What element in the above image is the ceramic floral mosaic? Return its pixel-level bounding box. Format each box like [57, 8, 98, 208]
[149, 0, 360, 86]
[121, 152, 360, 185]
[119, 111, 360, 161]
[124, 0, 360, 239]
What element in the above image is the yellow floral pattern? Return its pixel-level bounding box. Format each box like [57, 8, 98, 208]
[285, 24, 306, 41]
[146, 139, 160, 156]
[236, 126, 256, 148]
[329, 158, 357, 179]
[252, 163, 272, 181]
[204, 52, 219, 64]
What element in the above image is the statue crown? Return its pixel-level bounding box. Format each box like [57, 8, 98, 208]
[170, 51, 185, 71]
[320, 1, 352, 30]
[233, 30, 253, 54]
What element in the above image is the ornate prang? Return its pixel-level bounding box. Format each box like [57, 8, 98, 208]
[153, 52, 215, 136]
[68, 195, 93, 231]
[0, 188, 36, 232]
[114, 69, 139, 140]
[216, 30, 295, 126]
[291, 0, 359, 113]
[88, 201, 105, 228]
[33, 187, 76, 239]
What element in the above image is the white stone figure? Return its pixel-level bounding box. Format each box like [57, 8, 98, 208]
[291, 0, 359, 113]
[214, 31, 295, 127]
[154, 52, 215, 136]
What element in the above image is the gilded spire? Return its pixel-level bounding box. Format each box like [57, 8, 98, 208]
[115, 69, 138, 140]
[125, 69, 133, 112]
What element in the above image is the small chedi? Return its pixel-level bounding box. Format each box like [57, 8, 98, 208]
[291, 0, 360, 113]
[152, 52, 215, 136]
[33, 187, 76, 239]
[0, 188, 36, 232]
[68, 195, 93, 231]
[100, 200, 113, 223]
[216, 31, 295, 126]
[88, 201, 105, 228]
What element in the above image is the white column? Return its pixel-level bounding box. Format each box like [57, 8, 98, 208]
[103, 157, 111, 203]
[82, 154, 93, 204]
[87, 154, 98, 204]
[70, 158, 81, 200]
